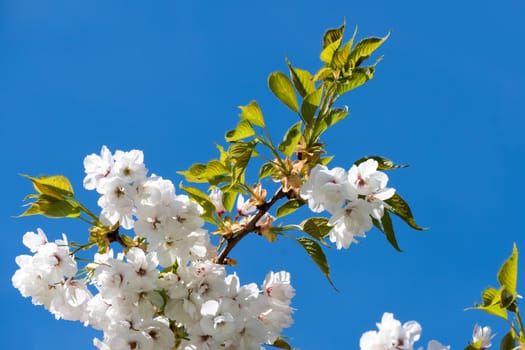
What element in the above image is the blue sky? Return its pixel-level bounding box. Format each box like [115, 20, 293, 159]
[1, 1, 524, 349]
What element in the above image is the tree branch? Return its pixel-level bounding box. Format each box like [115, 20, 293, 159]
[216, 187, 287, 264]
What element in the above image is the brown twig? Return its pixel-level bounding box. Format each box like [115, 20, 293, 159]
[216, 187, 287, 264]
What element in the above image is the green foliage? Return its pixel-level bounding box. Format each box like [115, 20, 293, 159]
[268, 337, 294, 350]
[238, 100, 265, 128]
[476, 287, 508, 320]
[300, 87, 323, 125]
[336, 65, 376, 95]
[278, 122, 303, 157]
[471, 244, 521, 348]
[348, 31, 390, 68]
[179, 184, 217, 224]
[276, 198, 306, 218]
[268, 71, 299, 112]
[320, 22, 345, 64]
[300, 217, 332, 241]
[177, 160, 229, 184]
[296, 237, 336, 288]
[499, 331, 516, 350]
[287, 59, 315, 98]
[225, 119, 255, 142]
[19, 174, 81, 219]
[498, 243, 518, 300]
[259, 162, 277, 180]
[385, 193, 427, 231]
[20, 194, 81, 218]
[373, 211, 402, 252]
[22, 174, 75, 198]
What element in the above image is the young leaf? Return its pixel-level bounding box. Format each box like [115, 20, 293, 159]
[497, 243, 518, 298]
[228, 141, 256, 183]
[381, 211, 402, 252]
[222, 189, 237, 213]
[177, 160, 228, 183]
[385, 193, 427, 231]
[268, 337, 293, 350]
[348, 31, 390, 68]
[259, 162, 277, 180]
[499, 331, 515, 350]
[268, 71, 299, 112]
[354, 156, 409, 170]
[19, 195, 81, 218]
[21, 174, 75, 199]
[238, 100, 265, 127]
[314, 107, 349, 139]
[320, 22, 345, 64]
[313, 67, 334, 82]
[301, 217, 333, 240]
[474, 287, 508, 320]
[276, 198, 306, 218]
[323, 106, 349, 129]
[278, 122, 303, 157]
[336, 66, 375, 95]
[225, 119, 255, 142]
[296, 237, 336, 288]
[179, 184, 217, 224]
[331, 39, 352, 69]
[286, 59, 315, 98]
[301, 87, 323, 125]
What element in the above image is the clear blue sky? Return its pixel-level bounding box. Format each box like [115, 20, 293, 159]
[1, 1, 524, 349]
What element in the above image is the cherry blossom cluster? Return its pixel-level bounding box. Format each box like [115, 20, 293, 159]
[12, 146, 295, 350]
[300, 159, 395, 249]
[360, 313, 494, 350]
[83, 146, 209, 266]
[360, 312, 449, 350]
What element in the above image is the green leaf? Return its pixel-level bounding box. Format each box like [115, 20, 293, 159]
[312, 67, 334, 82]
[301, 87, 323, 125]
[348, 31, 390, 68]
[320, 156, 334, 165]
[336, 66, 376, 95]
[354, 156, 409, 170]
[498, 244, 518, 298]
[179, 184, 217, 224]
[225, 119, 255, 142]
[464, 340, 482, 350]
[268, 337, 293, 350]
[278, 122, 303, 157]
[238, 100, 265, 127]
[276, 198, 306, 218]
[385, 193, 427, 231]
[228, 141, 256, 183]
[314, 107, 349, 139]
[320, 22, 345, 64]
[177, 160, 228, 183]
[268, 71, 299, 112]
[19, 195, 81, 218]
[259, 162, 277, 180]
[381, 211, 402, 252]
[296, 237, 336, 288]
[499, 331, 515, 350]
[475, 287, 508, 320]
[332, 39, 352, 69]
[222, 189, 237, 213]
[323, 106, 349, 128]
[21, 174, 75, 199]
[286, 59, 315, 98]
[301, 217, 333, 240]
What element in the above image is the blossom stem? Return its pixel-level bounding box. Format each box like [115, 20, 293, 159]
[216, 187, 286, 264]
[516, 307, 525, 338]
